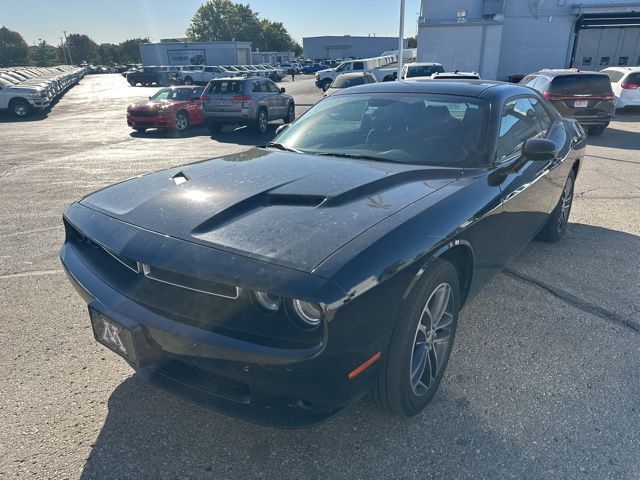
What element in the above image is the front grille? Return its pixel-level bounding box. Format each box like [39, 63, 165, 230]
[129, 110, 158, 117]
[151, 359, 251, 403]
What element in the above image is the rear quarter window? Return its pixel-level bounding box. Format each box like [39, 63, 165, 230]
[208, 80, 244, 94]
[549, 75, 613, 96]
[627, 72, 640, 84]
[603, 70, 625, 82]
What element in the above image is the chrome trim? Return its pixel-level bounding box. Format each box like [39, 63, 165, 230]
[102, 247, 140, 273]
[140, 263, 240, 300]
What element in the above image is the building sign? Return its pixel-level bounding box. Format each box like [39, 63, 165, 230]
[167, 49, 207, 66]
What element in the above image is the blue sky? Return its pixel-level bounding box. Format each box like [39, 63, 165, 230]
[3, 0, 422, 46]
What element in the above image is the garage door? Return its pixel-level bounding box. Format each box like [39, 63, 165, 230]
[573, 13, 640, 70]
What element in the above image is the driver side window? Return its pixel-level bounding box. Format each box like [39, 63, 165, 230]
[497, 97, 541, 160]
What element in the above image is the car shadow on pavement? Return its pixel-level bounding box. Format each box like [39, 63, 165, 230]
[129, 126, 210, 140]
[79, 223, 640, 479]
[588, 126, 640, 150]
[210, 124, 280, 146]
[0, 110, 50, 123]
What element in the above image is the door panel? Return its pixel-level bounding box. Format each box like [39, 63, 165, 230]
[492, 97, 567, 264]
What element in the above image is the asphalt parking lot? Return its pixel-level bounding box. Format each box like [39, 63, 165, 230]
[1, 73, 639, 480]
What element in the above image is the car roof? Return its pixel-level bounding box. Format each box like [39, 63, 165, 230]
[334, 79, 530, 101]
[408, 62, 443, 66]
[535, 69, 608, 77]
[601, 66, 640, 72]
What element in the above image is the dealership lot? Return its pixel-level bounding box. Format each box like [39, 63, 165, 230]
[1, 74, 640, 479]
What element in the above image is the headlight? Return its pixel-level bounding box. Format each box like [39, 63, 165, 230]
[292, 299, 322, 327]
[254, 291, 281, 312]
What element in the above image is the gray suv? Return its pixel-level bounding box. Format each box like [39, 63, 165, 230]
[201, 77, 295, 134]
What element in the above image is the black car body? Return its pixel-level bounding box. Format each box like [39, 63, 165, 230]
[127, 66, 176, 87]
[61, 81, 586, 427]
[520, 69, 615, 135]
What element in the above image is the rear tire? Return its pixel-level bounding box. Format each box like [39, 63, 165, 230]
[284, 103, 295, 124]
[536, 169, 575, 243]
[10, 98, 32, 118]
[207, 122, 223, 134]
[254, 108, 268, 134]
[371, 259, 460, 417]
[184, 76, 194, 85]
[321, 79, 332, 91]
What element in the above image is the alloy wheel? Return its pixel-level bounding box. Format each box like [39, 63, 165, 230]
[14, 103, 28, 117]
[258, 110, 267, 132]
[557, 176, 574, 233]
[175, 113, 188, 131]
[410, 283, 454, 397]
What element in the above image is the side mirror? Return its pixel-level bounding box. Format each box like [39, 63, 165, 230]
[280, 87, 286, 93]
[523, 138, 557, 161]
[275, 124, 289, 136]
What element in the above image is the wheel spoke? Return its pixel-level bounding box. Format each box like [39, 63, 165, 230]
[429, 285, 451, 325]
[429, 345, 438, 379]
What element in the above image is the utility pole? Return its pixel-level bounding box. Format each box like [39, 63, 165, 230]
[63, 31, 73, 64]
[59, 36, 68, 64]
[397, 0, 406, 80]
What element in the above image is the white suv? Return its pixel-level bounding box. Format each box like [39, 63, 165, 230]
[601, 67, 640, 109]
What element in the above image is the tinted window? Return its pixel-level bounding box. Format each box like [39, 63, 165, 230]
[192, 87, 204, 97]
[208, 80, 243, 94]
[603, 70, 625, 82]
[333, 76, 366, 88]
[627, 72, 640, 84]
[530, 97, 552, 132]
[407, 65, 445, 78]
[549, 75, 612, 96]
[275, 93, 488, 166]
[497, 98, 540, 159]
[265, 81, 281, 93]
[352, 62, 365, 71]
[251, 81, 262, 93]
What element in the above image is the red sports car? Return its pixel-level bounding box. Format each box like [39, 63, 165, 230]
[126, 86, 205, 133]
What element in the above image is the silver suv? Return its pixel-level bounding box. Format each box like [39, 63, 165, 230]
[201, 77, 295, 134]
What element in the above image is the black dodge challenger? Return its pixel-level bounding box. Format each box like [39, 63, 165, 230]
[61, 80, 586, 427]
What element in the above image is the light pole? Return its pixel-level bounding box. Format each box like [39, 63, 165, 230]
[397, 0, 406, 80]
[63, 31, 73, 64]
[59, 36, 68, 64]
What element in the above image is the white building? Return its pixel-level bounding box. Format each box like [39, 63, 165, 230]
[139, 41, 253, 66]
[418, 0, 640, 80]
[303, 36, 406, 60]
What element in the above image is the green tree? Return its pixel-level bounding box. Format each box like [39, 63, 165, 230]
[98, 43, 119, 65]
[187, 0, 263, 43]
[30, 40, 58, 66]
[0, 26, 30, 67]
[407, 36, 417, 48]
[259, 20, 301, 54]
[117, 38, 149, 64]
[66, 33, 99, 64]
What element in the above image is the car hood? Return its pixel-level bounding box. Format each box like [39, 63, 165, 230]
[317, 68, 335, 75]
[129, 100, 175, 110]
[79, 149, 461, 272]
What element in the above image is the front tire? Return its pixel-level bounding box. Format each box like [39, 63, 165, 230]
[321, 79, 332, 91]
[10, 98, 33, 118]
[174, 110, 189, 132]
[371, 259, 460, 416]
[536, 170, 575, 243]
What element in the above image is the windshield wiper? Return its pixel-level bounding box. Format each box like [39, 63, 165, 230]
[263, 142, 301, 153]
[314, 152, 397, 163]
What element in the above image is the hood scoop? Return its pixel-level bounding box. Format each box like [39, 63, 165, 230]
[172, 171, 189, 186]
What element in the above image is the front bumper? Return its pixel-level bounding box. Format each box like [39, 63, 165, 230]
[59, 204, 388, 427]
[127, 113, 175, 129]
[27, 97, 50, 109]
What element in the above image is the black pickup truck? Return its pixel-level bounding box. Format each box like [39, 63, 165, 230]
[126, 66, 176, 87]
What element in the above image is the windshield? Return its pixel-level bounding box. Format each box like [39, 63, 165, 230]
[549, 75, 613, 96]
[407, 65, 445, 78]
[151, 88, 194, 101]
[332, 76, 366, 89]
[275, 93, 488, 166]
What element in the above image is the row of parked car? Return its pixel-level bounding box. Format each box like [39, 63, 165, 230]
[124, 64, 286, 88]
[0, 65, 86, 117]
